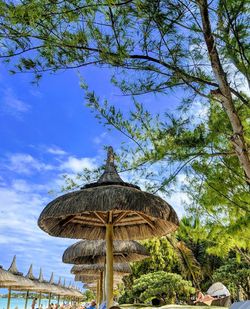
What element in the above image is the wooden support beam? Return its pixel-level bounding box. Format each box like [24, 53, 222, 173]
[72, 219, 103, 227]
[113, 212, 128, 225]
[7, 287, 11, 309]
[137, 213, 155, 229]
[24, 291, 29, 309]
[108, 211, 113, 224]
[94, 212, 107, 224]
[106, 223, 114, 308]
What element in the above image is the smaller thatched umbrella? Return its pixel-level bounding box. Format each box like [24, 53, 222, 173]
[0, 266, 18, 286]
[74, 274, 122, 284]
[63, 239, 149, 304]
[7, 256, 35, 309]
[74, 274, 99, 283]
[24, 265, 47, 309]
[63, 240, 150, 264]
[56, 277, 67, 304]
[72, 263, 131, 305]
[71, 263, 131, 275]
[47, 273, 63, 307]
[68, 284, 82, 303]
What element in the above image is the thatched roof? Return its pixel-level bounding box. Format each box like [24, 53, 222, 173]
[74, 274, 99, 282]
[25, 265, 51, 293]
[7, 256, 35, 291]
[38, 147, 179, 240]
[63, 240, 150, 264]
[0, 266, 18, 287]
[25, 264, 48, 293]
[75, 274, 121, 284]
[56, 277, 72, 296]
[71, 263, 131, 275]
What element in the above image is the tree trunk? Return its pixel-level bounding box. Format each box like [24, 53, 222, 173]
[197, 0, 250, 183]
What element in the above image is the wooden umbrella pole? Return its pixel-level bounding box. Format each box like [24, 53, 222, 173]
[38, 292, 42, 308]
[7, 287, 11, 309]
[106, 222, 114, 309]
[103, 268, 106, 302]
[48, 293, 51, 307]
[96, 279, 100, 306]
[57, 295, 60, 305]
[24, 291, 29, 309]
[99, 271, 103, 304]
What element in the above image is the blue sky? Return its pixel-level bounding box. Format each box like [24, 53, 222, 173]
[0, 63, 189, 289]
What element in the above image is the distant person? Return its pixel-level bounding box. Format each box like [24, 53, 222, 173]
[86, 300, 96, 309]
[194, 291, 215, 306]
[32, 298, 37, 309]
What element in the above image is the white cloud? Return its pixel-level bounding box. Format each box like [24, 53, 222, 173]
[1, 87, 30, 117]
[93, 132, 107, 145]
[60, 156, 97, 173]
[0, 184, 77, 282]
[5, 153, 53, 174]
[47, 146, 67, 156]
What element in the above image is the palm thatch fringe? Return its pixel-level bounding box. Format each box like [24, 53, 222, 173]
[63, 240, 150, 264]
[38, 148, 179, 241]
[8, 257, 35, 290]
[71, 263, 131, 275]
[0, 266, 18, 287]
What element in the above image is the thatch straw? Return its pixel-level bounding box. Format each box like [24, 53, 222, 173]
[0, 266, 18, 287]
[25, 266, 51, 293]
[63, 240, 150, 264]
[75, 274, 121, 284]
[48, 272, 62, 295]
[56, 277, 72, 296]
[38, 147, 179, 240]
[71, 263, 131, 275]
[7, 256, 35, 291]
[74, 274, 99, 282]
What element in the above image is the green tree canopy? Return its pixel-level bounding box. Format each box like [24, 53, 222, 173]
[0, 0, 249, 260]
[127, 271, 195, 304]
[0, 0, 249, 181]
[212, 258, 250, 301]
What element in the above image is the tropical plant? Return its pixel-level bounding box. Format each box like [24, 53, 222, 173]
[0, 0, 249, 259]
[129, 271, 195, 304]
[212, 258, 250, 301]
[0, 0, 249, 182]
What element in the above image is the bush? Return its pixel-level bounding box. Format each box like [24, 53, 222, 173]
[126, 271, 195, 304]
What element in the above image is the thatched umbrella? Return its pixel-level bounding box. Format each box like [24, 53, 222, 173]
[63, 240, 149, 264]
[71, 263, 131, 275]
[0, 265, 24, 309]
[7, 256, 35, 309]
[56, 277, 68, 304]
[74, 274, 99, 282]
[24, 265, 49, 309]
[72, 263, 131, 305]
[63, 239, 148, 303]
[0, 266, 18, 286]
[75, 275, 121, 286]
[38, 147, 179, 308]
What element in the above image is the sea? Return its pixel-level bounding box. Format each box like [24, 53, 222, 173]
[0, 298, 65, 309]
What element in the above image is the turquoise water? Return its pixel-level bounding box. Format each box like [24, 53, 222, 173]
[0, 298, 65, 309]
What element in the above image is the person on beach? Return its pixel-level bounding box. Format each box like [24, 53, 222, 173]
[32, 298, 37, 309]
[85, 300, 96, 309]
[194, 290, 215, 306]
